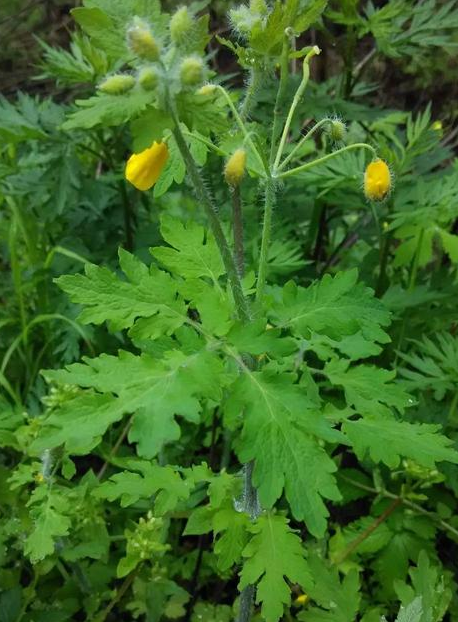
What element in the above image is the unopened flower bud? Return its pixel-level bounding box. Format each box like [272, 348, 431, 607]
[138, 66, 159, 91]
[180, 56, 204, 86]
[98, 74, 136, 95]
[170, 6, 193, 45]
[224, 149, 247, 187]
[197, 84, 216, 96]
[127, 17, 160, 61]
[364, 159, 392, 201]
[326, 118, 347, 143]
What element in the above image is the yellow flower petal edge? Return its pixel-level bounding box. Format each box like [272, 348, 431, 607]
[125, 141, 169, 191]
[364, 158, 391, 201]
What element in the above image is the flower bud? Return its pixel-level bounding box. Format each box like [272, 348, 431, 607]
[326, 118, 347, 144]
[125, 142, 169, 191]
[224, 149, 247, 187]
[98, 74, 136, 95]
[364, 159, 392, 201]
[170, 6, 193, 45]
[197, 84, 216, 96]
[180, 56, 204, 86]
[127, 17, 160, 61]
[138, 66, 159, 91]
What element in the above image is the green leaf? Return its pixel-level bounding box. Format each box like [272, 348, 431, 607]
[24, 490, 71, 563]
[71, 7, 123, 58]
[62, 90, 153, 130]
[226, 370, 343, 536]
[213, 508, 250, 571]
[152, 216, 225, 281]
[325, 359, 412, 417]
[131, 108, 174, 151]
[395, 597, 423, 622]
[273, 270, 390, 348]
[56, 248, 186, 336]
[39, 348, 227, 458]
[299, 553, 360, 622]
[239, 513, 312, 622]
[343, 417, 458, 468]
[95, 461, 190, 514]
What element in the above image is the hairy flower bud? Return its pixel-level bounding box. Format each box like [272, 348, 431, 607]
[125, 142, 169, 191]
[98, 74, 136, 95]
[224, 149, 247, 187]
[364, 159, 392, 201]
[127, 17, 160, 61]
[170, 6, 193, 44]
[138, 66, 159, 91]
[180, 56, 204, 86]
[327, 118, 347, 144]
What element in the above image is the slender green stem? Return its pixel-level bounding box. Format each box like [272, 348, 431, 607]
[216, 85, 267, 176]
[232, 187, 245, 278]
[169, 107, 250, 322]
[256, 178, 276, 302]
[269, 36, 290, 166]
[273, 46, 320, 171]
[278, 118, 331, 172]
[278, 143, 377, 180]
[239, 67, 261, 121]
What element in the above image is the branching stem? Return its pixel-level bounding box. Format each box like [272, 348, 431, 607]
[278, 143, 377, 179]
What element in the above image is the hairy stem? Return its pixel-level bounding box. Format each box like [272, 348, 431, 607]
[269, 37, 290, 166]
[232, 187, 245, 277]
[240, 67, 261, 121]
[273, 46, 320, 171]
[278, 143, 377, 179]
[170, 119, 250, 322]
[256, 178, 276, 302]
[278, 117, 331, 172]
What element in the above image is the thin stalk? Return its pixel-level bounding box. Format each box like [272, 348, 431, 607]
[448, 391, 458, 424]
[119, 180, 134, 251]
[256, 178, 276, 302]
[273, 46, 320, 171]
[333, 498, 401, 564]
[278, 143, 377, 179]
[94, 570, 138, 622]
[339, 474, 458, 540]
[170, 115, 250, 322]
[232, 187, 245, 278]
[240, 67, 261, 121]
[278, 118, 331, 172]
[269, 36, 290, 166]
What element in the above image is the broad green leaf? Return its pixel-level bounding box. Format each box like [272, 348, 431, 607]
[273, 270, 390, 347]
[37, 349, 227, 457]
[152, 216, 225, 281]
[226, 370, 343, 536]
[131, 108, 174, 152]
[239, 514, 312, 622]
[213, 508, 250, 571]
[395, 597, 423, 622]
[24, 490, 71, 563]
[56, 248, 186, 335]
[299, 553, 360, 622]
[325, 359, 412, 417]
[94, 461, 190, 514]
[343, 417, 458, 468]
[62, 90, 153, 130]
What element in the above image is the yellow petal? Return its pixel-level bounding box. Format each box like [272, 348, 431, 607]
[364, 159, 391, 201]
[125, 141, 169, 191]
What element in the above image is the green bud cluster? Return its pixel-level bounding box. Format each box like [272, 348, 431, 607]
[180, 56, 204, 86]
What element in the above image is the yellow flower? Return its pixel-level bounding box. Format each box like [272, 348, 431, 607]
[125, 142, 169, 191]
[364, 159, 391, 201]
[294, 593, 310, 606]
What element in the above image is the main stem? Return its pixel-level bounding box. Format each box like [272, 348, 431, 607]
[171, 121, 250, 323]
[256, 178, 276, 302]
